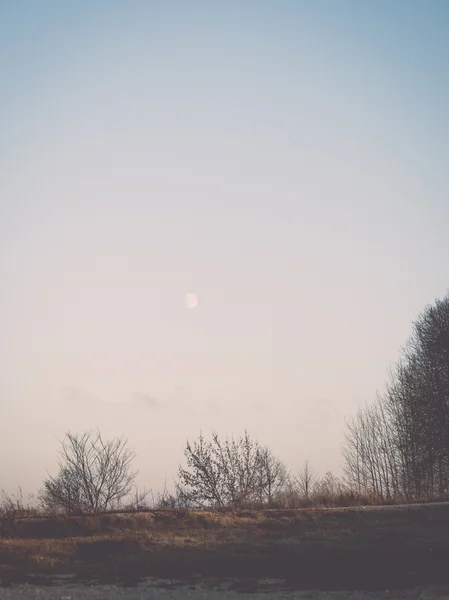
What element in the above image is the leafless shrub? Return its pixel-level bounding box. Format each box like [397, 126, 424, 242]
[256, 446, 290, 507]
[177, 431, 289, 508]
[39, 430, 138, 513]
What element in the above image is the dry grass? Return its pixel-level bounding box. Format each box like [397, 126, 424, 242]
[2, 504, 449, 590]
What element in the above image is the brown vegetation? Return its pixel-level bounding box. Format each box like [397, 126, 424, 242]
[2, 503, 449, 590]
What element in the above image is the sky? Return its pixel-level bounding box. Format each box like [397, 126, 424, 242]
[1, 0, 449, 497]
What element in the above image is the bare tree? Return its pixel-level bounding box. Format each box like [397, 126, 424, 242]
[177, 432, 224, 508]
[315, 471, 344, 497]
[177, 431, 288, 508]
[255, 446, 290, 507]
[342, 398, 397, 499]
[40, 430, 138, 513]
[295, 461, 317, 501]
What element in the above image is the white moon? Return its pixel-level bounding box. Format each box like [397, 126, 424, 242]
[185, 293, 198, 309]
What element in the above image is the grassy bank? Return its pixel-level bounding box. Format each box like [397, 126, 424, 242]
[1, 503, 449, 590]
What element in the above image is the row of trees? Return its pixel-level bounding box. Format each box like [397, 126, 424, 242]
[30, 429, 349, 513]
[3, 291, 449, 514]
[343, 293, 449, 500]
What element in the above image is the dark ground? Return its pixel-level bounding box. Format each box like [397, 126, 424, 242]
[1, 503, 449, 591]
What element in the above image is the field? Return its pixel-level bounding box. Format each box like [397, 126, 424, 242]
[1, 503, 449, 591]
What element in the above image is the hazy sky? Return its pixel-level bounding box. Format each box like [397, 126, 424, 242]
[1, 1, 449, 497]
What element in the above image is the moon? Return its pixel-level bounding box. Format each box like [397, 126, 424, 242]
[185, 293, 198, 309]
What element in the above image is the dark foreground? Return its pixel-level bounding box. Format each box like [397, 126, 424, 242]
[1, 503, 449, 591]
[1, 580, 449, 599]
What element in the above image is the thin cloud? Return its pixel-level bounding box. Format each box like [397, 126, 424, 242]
[131, 393, 160, 409]
[63, 387, 103, 407]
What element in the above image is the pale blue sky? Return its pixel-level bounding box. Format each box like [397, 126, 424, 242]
[1, 1, 449, 495]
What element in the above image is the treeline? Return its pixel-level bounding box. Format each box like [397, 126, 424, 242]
[1, 431, 366, 516]
[343, 293, 449, 501]
[2, 292, 449, 515]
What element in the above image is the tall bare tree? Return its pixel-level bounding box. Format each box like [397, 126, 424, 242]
[295, 461, 317, 501]
[256, 446, 290, 506]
